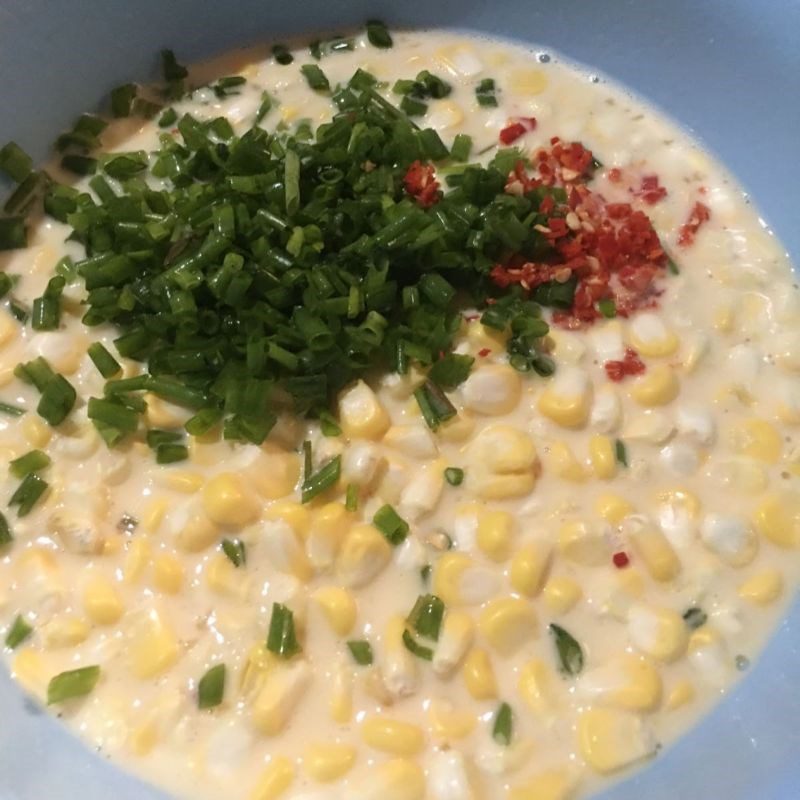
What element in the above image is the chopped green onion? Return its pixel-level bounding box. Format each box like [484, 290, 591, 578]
[0, 401, 25, 417]
[615, 439, 628, 467]
[185, 408, 223, 437]
[161, 49, 188, 84]
[683, 607, 707, 630]
[549, 623, 584, 676]
[213, 76, 246, 98]
[31, 276, 65, 331]
[345, 482, 359, 512]
[47, 665, 100, 705]
[197, 663, 226, 709]
[87, 342, 121, 378]
[414, 381, 457, 431]
[9, 473, 48, 516]
[301, 454, 341, 503]
[0, 511, 11, 546]
[156, 443, 189, 464]
[255, 91, 274, 124]
[667, 256, 680, 275]
[266, 602, 301, 658]
[9, 449, 51, 479]
[407, 594, 445, 641]
[0, 142, 32, 182]
[444, 467, 464, 486]
[475, 78, 499, 107]
[366, 20, 393, 48]
[272, 44, 294, 65]
[373, 504, 409, 545]
[0, 217, 26, 251]
[402, 629, 433, 660]
[492, 702, 513, 745]
[147, 430, 184, 449]
[60, 154, 97, 176]
[450, 133, 472, 162]
[400, 96, 427, 117]
[88, 397, 139, 434]
[301, 64, 330, 92]
[346, 640, 374, 666]
[111, 83, 137, 117]
[302, 440, 313, 480]
[598, 298, 617, 318]
[4, 614, 32, 649]
[158, 107, 178, 128]
[221, 538, 246, 568]
[428, 354, 473, 390]
[319, 411, 342, 437]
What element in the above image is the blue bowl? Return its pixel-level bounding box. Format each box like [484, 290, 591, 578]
[1, 2, 798, 798]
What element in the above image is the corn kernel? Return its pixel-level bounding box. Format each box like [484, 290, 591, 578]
[508, 67, 548, 95]
[252, 661, 311, 735]
[176, 512, 220, 552]
[339, 380, 390, 440]
[22, 415, 51, 448]
[547, 441, 589, 482]
[264, 501, 312, 537]
[206, 553, 248, 598]
[428, 699, 478, 741]
[713, 304, 735, 332]
[700, 513, 758, 566]
[655, 487, 700, 518]
[123, 538, 151, 584]
[432, 610, 474, 677]
[538, 367, 592, 429]
[303, 742, 356, 782]
[627, 604, 687, 663]
[476, 508, 516, 561]
[159, 470, 204, 494]
[383, 425, 438, 459]
[350, 758, 426, 800]
[729, 418, 782, 463]
[83, 577, 124, 625]
[128, 608, 180, 679]
[262, 519, 313, 581]
[665, 679, 695, 710]
[630, 364, 679, 407]
[508, 769, 575, 800]
[361, 716, 425, 756]
[589, 435, 616, 479]
[627, 313, 679, 358]
[594, 494, 634, 525]
[129, 720, 159, 756]
[249, 757, 295, 800]
[624, 517, 681, 582]
[42, 615, 90, 648]
[461, 364, 522, 415]
[142, 498, 168, 533]
[577, 708, 656, 774]
[312, 586, 357, 636]
[381, 614, 419, 699]
[144, 393, 190, 429]
[738, 569, 784, 605]
[478, 596, 538, 656]
[753, 491, 800, 548]
[203, 473, 260, 527]
[542, 576, 582, 614]
[559, 520, 610, 565]
[329, 662, 353, 723]
[462, 647, 498, 700]
[518, 658, 560, 719]
[153, 553, 184, 594]
[510, 542, 553, 597]
[580, 654, 662, 712]
[431, 551, 497, 606]
[12, 650, 49, 698]
[438, 412, 476, 443]
[248, 450, 300, 499]
[336, 523, 392, 587]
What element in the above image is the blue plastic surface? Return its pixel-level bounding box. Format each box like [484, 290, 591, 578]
[0, 2, 798, 798]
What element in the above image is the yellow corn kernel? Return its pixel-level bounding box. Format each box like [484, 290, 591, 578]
[559, 520, 610, 566]
[264, 501, 312, 537]
[460, 363, 522, 415]
[476, 508, 516, 561]
[753, 491, 800, 548]
[203, 473, 260, 527]
[469, 471, 537, 501]
[616, 568, 646, 598]
[655, 487, 700, 518]
[665, 680, 695, 711]
[508, 66, 548, 95]
[713, 304, 735, 332]
[426, 99, 463, 130]
[627, 315, 679, 358]
[577, 708, 655, 774]
[22, 415, 51, 448]
[153, 553, 184, 594]
[542, 576, 582, 614]
[144, 393, 189, 429]
[248, 449, 301, 500]
[508, 769, 575, 800]
[312, 586, 357, 636]
[462, 647, 498, 701]
[252, 661, 311, 735]
[627, 604, 687, 663]
[547, 441, 589, 482]
[176, 512, 220, 552]
[478, 596, 538, 656]
[338, 380, 390, 440]
[438, 411, 476, 443]
[518, 658, 559, 719]
[589, 435, 616, 480]
[466, 424, 538, 500]
[429, 701, 478, 747]
[129, 608, 180, 679]
[249, 757, 295, 800]
[432, 551, 472, 606]
[262, 519, 313, 581]
[129, 720, 159, 756]
[730, 418, 782, 463]
[594, 494, 634, 526]
[123, 538, 151, 584]
[630, 364, 679, 407]
[159, 470, 204, 494]
[329, 662, 353, 723]
[361, 716, 425, 756]
[335, 523, 392, 588]
[12, 650, 49, 698]
[432, 610, 474, 677]
[42, 615, 90, 648]
[625, 521, 681, 582]
[350, 758, 426, 800]
[83, 577, 124, 625]
[537, 372, 592, 429]
[206, 553, 247, 598]
[303, 742, 356, 782]
[142, 498, 168, 533]
[510, 542, 553, 597]
[581, 654, 662, 712]
[738, 569, 784, 605]
[306, 503, 350, 569]
[465, 317, 510, 350]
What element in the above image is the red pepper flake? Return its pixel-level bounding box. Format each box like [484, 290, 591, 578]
[604, 347, 646, 382]
[612, 551, 630, 569]
[677, 201, 711, 247]
[403, 160, 441, 208]
[499, 116, 537, 145]
[478, 347, 491, 357]
[608, 167, 623, 183]
[634, 174, 668, 205]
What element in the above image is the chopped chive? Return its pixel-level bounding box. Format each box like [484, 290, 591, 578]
[346, 640, 374, 666]
[272, 44, 294, 65]
[4, 171, 43, 215]
[156, 443, 189, 463]
[60, 154, 97, 176]
[402, 628, 434, 660]
[148, 430, 185, 449]
[213, 76, 246, 98]
[161, 49, 188, 83]
[366, 20, 393, 48]
[198, 663, 226, 709]
[683, 607, 707, 630]
[475, 78, 499, 107]
[9, 449, 51, 479]
[0, 217, 26, 251]
[549, 623, 584, 676]
[185, 407, 223, 436]
[31, 276, 65, 331]
[0, 401, 25, 417]
[47, 665, 100, 705]
[0, 511, 11, 546]
[0, 274, 12, 298]
[345, 482, 359, 512]
[444, 467, 464, 486]
[87, 342, 121, 378]
[221, 538, 246, 568]
[110, 83, 137, 117]
[255, 91, 274, 124]
[0, 142, 32, 182]
[373, 504, 409, 545]
[400, 96, 427, 117]
[302, 439, 313, 481]
[5, 615, 32, 649]
[266, 602, 301, 658]
[319, 411, 342, 437]
[158, 107, 178, 128]
[407, 594, 445, 641]
[667, 256, 680, 275]
[492, 702, 513, 745]
[9, 473, 48, 516]
[615, 439, 628, 467]
[301, 454, 341, 503]
[301, 64, 330, 92]
[414, 381, 457, 431]
[8, 299, 28, 322]
[428, 353, 473, 389]
[598, 298, 616, 318]
[87, 397, 139, 435]
[450, 133, 472, 162]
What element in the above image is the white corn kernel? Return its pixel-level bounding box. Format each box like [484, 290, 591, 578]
[48, 510, 104, 555]
[627, 313, 678, 358]
[428, 750, 477, 800]
[261, 519, 312, 581]
[675, 405, 715, 446]
[476, 737, 535, 776]
[590, 321, 625, 362]
[342, 441, 384, 486]
[252, 660, 311, 736]
[623, 411, 675, 444]
[659, 441, 700, 476]
[559, 520, 611, 566]
[460, 364, 522, 415]
[433, 610, 475, 677]
[336, 524, 392, 588]
[579, 654, 662, 712]
[590, 386, 622, 433]
[627, 603, 687, 663]
[338, 380, 390, 440]
[383, 425, 438, 459]
[398, 462, 444, 522]
[433, 552, 500, 606]
[538, 367, 592, 428]
[348, 758, 426, 800]
[700, 513, 757, 566]
[381, 615, 419, 699]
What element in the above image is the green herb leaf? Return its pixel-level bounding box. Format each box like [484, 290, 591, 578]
[0, 511, 12, 547]
[598, 298, 616, 318]
[406, 594, 445, 641]
[47, 665, 100, 704]
[492, 701, 513, 745]
[319, 411, 342, 437]
[5, 614, 32, 649]
[549, 623, 584, 676]
[221, 538, 246, 568]
[615, 439, 628, 467]
[428, 354, 474, 390]
[198, 663, 226, 709]
[346, 640, 374, 665]
[266, 602, 301, 658]
[366, 20, 393, 48]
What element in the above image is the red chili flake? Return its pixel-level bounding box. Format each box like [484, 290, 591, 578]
[478, 347, 491, 357]
[608, 167, 623, 183]
[677, 201, 711, 247]
[403, 160, 441, 208]
[499, 116, 537, 145]
[634, 174, 668, 205]
[604, 347, 646, 382]
[613, 552, 630, 569]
